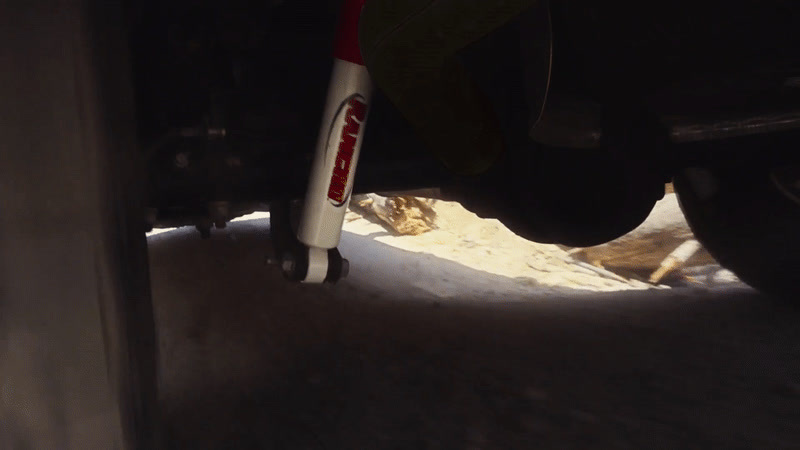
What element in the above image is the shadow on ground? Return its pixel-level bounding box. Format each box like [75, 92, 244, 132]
[148, 220, 800, 449]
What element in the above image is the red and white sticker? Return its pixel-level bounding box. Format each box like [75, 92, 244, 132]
[326, 94, 367, 206]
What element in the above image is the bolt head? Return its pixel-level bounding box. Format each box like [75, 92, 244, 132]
[175, 152, 190, 169]
[207, 128, 227, 138]
[281, 253, 296, 274]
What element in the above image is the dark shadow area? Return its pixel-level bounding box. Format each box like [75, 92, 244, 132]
[148, 221, 800, 449]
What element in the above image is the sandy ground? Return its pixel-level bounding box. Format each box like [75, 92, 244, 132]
[155, 193, 732, 294]
[343, 200, 655, 293]
[146, 203, 800, 449]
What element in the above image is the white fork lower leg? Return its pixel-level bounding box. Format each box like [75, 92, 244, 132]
[295, 0, 371, 282]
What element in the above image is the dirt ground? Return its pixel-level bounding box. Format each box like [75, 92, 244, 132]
[147, 210, 800, 449]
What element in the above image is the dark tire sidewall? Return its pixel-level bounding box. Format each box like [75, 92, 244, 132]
[674, 165, 800, 297]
